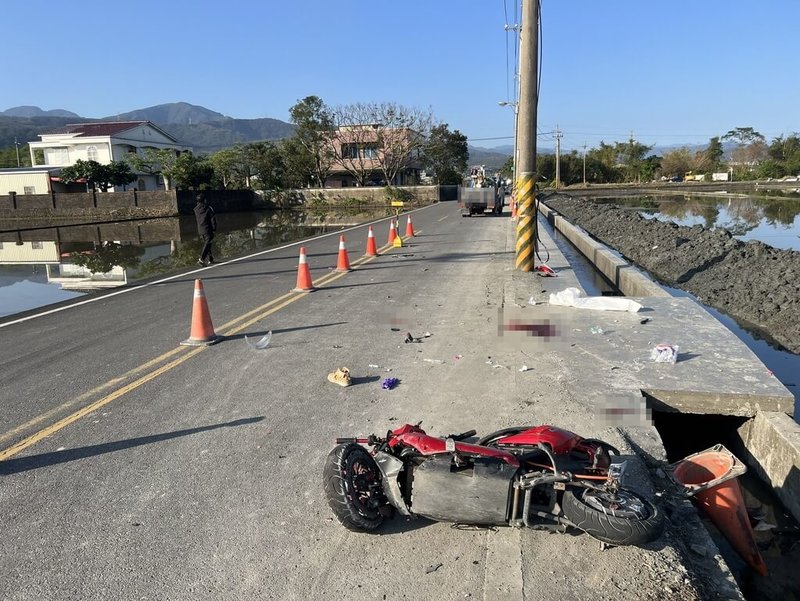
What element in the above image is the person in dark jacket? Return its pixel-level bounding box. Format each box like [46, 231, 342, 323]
[194, 193, 217, 266]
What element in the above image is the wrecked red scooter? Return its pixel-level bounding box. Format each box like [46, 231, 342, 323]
[323, 422, 663, 545]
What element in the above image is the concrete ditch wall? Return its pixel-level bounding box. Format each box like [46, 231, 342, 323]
[737, 411, 800, 523]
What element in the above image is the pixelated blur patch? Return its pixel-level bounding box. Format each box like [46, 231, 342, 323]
[381, 307, 413, 330]
[595, 394, 653, 427]
[497, 307, 574, 350]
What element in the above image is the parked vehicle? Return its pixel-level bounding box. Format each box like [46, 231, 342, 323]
[458, 185, 504, 216]
[323, 422, 663, 545]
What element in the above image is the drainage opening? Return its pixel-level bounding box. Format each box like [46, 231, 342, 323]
[653, 410, 800, 601]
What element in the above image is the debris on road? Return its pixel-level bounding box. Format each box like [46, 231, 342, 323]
[245, 331, 272, 349]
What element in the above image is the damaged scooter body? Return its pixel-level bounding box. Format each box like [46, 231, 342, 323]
[325, 422, 663, 546]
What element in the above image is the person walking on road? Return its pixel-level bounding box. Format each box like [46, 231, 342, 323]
[194, 193, 217, 266]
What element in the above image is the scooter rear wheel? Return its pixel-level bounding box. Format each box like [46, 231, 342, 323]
[561, 488, 663, 546]
[323, 443, 386, 532]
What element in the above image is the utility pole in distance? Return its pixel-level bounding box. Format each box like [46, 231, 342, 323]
[582, 143, 587, 185]
[554, 126, 563, 189]
[515, 0, 539, 272]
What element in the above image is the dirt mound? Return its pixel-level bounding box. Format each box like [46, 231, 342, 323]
[544, 196, 800, 354]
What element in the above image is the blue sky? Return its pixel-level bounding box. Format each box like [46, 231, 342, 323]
[3, 1, 799, 151]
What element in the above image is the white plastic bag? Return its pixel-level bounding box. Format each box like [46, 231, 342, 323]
[549, 287, 642, 313]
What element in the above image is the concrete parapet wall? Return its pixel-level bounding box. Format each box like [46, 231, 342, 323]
[0, 190, 179, 219]
[736, 411, 800, 523]
[292, 185, 442, 205]
[539, 201, 669, 297]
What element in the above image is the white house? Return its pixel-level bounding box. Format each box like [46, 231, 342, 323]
[25, 120, 191, 192]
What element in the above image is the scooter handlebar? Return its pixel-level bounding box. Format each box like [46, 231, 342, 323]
[448, 429, 477, 441]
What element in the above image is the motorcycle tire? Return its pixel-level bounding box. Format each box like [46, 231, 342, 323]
[561, 488, 663, 546]
[323, 443, 386, 532]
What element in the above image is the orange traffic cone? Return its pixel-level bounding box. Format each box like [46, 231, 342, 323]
[180, 279, 221, 346]
[405, 215, 415, 237]
[510, 194, 518, 219]
[387, 220, 397, 245]
[671, 445, 768, 576]
[365, 226, 378, 256]
[293, 246, 315, 292]
[335, 235, 352, 272]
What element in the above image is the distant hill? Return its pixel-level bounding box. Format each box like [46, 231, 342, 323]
[2, 105, 80, 118]
[107, 102, 227, 125]
[162, 118, 295, 152]
[467, 145, 512, 169]
[0, 102, 295, 153]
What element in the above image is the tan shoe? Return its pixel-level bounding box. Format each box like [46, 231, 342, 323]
[327, 367, 351, 387]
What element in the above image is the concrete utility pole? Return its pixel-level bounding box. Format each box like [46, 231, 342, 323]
[554, 126, 563, 189]
[14, 137, 21, 167]
[515, 0, 539, 272]
[582, 143, 587, 185]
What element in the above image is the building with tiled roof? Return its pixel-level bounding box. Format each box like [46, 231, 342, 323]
[22, 121, 191, 192]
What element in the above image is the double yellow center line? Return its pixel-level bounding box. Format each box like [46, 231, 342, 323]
[0, 235, 416, 462]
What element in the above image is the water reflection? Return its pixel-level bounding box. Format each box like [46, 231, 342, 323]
[0, 207, 394, 318]
[595, 193, 800, 250]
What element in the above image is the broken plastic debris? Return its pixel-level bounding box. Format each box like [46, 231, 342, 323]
[589, 326, 604, 334]
[245, 331, 273, 349]
[528, 297, 537, 305]
[454, 354, 463, 360]
[423, 358, 444, 364]
[425, 563, 443, 574]
[519, 365, 531, 372]
[651, 344, 679, 363]
[368, 364, 381, 369]
[423, 332, 432, 338]
[382, 377, 399, 390]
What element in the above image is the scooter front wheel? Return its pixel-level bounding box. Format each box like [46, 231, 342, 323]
[323, 443, 386, 532]
[561, 488, 663, 546]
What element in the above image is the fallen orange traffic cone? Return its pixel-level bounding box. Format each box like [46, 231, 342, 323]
[365, 226, 378, 256]
[293, 246, 315, 291]
[335, 235, 352, 272]
[671, 445, 768, 576]
[405, 215, 415, 237]
[180, 279, 221, 346]
[387, 221, 397, 245]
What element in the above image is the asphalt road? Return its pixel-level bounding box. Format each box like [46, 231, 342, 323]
[0, 202, 729, 600]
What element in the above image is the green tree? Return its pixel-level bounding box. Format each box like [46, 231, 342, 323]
[209, 146, 244, 189]
[0, 143, 32, 168]
[660, 147, 692, 179]
[768, 134, 800, 175]
[59, 159, 135, 191]
[171, 153, 215, 190]
[615, 138, 653, 183]
[126, 148, 180, 190]
[722, 127, 767, 178]
[499, 155, 514, 180]
[705, 137, 725, 171]
[422, 123, 469, 185]
[288, 95, 334, 188]
[280, 137, 316, 189]
[247, 141, 286, 190]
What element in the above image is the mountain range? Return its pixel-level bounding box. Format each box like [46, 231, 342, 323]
[0, 102, 512, 165]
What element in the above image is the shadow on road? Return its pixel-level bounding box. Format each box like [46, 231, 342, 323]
[0, 416, 264, 476]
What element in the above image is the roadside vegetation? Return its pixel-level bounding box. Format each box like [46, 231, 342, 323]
[515, 127, 800, 188]
[2, 109, 798, 191]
